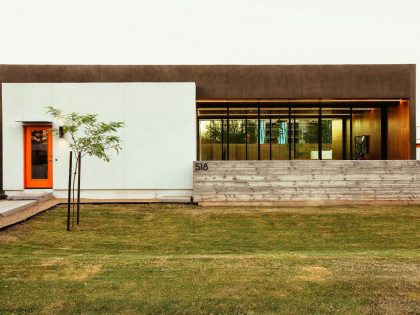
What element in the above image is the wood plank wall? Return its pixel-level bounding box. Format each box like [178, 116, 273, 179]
[193, 160, 420, 205]
[352, 109, 382, 160]
[388, 101, 410, 159]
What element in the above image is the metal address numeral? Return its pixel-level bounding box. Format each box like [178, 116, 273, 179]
[195, 163, 208, 171]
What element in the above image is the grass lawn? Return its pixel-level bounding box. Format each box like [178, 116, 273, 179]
[0, 204, 419, 314]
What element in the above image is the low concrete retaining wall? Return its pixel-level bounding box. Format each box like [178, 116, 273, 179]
[193, 160, 420, 205]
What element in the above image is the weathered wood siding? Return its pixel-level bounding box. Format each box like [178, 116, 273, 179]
[193, 160, 420, 205]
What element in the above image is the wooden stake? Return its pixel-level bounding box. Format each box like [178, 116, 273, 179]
[67, 151, 72, 231]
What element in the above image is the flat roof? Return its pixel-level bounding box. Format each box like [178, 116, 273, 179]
[0, 64, 415, 99]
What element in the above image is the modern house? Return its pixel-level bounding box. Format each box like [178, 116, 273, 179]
[0, 64, 417, 204]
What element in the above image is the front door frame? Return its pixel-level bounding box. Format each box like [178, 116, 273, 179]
[24, 125, 53, 189]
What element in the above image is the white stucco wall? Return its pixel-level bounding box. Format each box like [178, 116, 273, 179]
[2, 83, 196, 199]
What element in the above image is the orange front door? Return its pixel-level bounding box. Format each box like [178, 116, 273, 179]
[24, 126, 53, 188]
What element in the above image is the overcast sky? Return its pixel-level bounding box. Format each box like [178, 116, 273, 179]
[1, 0, 419, 122]
[1, 0, 419, 65]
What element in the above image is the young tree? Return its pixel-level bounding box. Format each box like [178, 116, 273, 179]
[47, 106, 124, 230]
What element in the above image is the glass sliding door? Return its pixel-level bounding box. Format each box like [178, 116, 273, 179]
[228, 119, 246, 160]
[321, 107, 351, 160]
[272, 107, 289, 160]
[290, 107, 319, 160]
[247, 116, 259, 160]
[292, 118, 319, 159]
[261, 107, 289, 160]
[322, 118, 345, 160]
[228, 108, 252, 160]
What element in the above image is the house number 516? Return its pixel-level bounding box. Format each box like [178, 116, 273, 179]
[195, 163, 208, 171]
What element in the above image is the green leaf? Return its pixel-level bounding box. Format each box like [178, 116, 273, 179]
[46, 106, 124, 162]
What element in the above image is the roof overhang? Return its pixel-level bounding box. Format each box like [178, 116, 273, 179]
[15, 121, 53, 125]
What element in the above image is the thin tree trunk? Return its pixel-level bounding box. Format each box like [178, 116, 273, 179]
[77, 152, 81, 225]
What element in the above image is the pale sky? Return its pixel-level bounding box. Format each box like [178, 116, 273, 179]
[0, 0, 419, 123]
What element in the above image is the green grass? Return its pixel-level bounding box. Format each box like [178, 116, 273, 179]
[0, 204, 419, 314]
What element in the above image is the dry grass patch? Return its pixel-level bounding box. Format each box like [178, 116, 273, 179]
[0, 234, 18, 243]
[297, 266, 332, 282]
[39, 301, 66, 315]
[73, 263, 103, 281]
[37, 259, 103, 282]
[40, 258, 65, 267]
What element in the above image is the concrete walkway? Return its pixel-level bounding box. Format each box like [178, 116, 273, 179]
[0, 200, 38, 217]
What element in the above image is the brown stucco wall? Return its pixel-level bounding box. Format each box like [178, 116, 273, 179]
[0, 64, 414, 99]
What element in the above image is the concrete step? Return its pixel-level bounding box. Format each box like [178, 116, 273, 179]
[0, 200, 37, 217]
[7, 192, 52, 201]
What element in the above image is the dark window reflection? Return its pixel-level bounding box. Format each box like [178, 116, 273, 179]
[199, 120, 222, 160]
[31, 130, 48, 179]
[292, 118, 319, 160]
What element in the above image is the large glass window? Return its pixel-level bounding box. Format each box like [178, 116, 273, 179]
[291, 118, 319, 159]
[246, 109, 259, 160]
[197, 107, 227, 160]
[228, 119, 246, 160]
[321, 119, 333, 159]
[321, 107, 350, 160]
[272, 107, 289, 160]
[260, 117, 271, 160]
[197, 102, 385, 161]
[199, 120, 221, 160]
[222, 118, 228, 160]
[260, 107, 289, 160]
